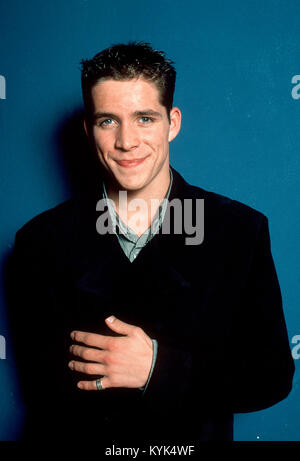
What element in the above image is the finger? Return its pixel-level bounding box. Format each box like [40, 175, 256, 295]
[71, 331, 112, 349]
[77, 376, 110, 391]
[70, 344, 106, 363]
[68, 360, 106, 376]
[105, 316, 136, 336]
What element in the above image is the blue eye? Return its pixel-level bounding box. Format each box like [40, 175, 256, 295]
[102, 119, 113, 126]
[140, 117, 152, 123]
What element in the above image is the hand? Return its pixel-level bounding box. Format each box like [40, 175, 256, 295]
[68, 316, 153, 391]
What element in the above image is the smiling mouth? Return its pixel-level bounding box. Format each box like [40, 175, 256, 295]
[115, 157, 148, 168]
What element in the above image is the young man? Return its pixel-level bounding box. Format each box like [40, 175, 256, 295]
[11, 42, 294, 443]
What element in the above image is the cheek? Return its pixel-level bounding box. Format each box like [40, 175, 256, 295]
[155, 135, 169, 155]
[144, 129, 169, 151]
[93, 131, 113, 155]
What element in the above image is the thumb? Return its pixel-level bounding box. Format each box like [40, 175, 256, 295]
[105, 316, 134, 335]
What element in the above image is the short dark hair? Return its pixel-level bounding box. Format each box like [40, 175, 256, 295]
[80, 41, 176, 122]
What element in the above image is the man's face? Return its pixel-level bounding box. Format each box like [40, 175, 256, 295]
[84, 78, 181, 192]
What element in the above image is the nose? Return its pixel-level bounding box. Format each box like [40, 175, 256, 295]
[115, 123, 139, 151]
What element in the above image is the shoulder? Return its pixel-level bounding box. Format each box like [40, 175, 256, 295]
[16, 198, 76, 233]
[172, 167, 268, 238]
[15, 198, 78, 247]
[193, 184, 265, 221]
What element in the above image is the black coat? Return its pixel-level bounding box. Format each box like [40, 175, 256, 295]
[9, 166, 294, 443]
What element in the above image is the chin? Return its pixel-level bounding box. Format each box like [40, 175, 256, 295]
[116, 178, 147, 192]
[109, 169, 149, 191]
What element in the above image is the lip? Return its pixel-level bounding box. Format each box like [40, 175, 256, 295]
[115, 157, 148, 168]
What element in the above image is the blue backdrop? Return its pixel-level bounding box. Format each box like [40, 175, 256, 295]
[0, 0, 299, 441]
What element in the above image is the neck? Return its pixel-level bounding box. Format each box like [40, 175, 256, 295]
[105, 164, 171, 235]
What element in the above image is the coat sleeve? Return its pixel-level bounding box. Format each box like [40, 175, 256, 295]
[230, 215, 295, 412]
[7, 224, 62, 435]
[142, 216, 295, 416]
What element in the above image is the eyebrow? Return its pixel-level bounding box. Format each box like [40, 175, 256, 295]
[93, 109, 163, 121]
[133, 110, 163, 118]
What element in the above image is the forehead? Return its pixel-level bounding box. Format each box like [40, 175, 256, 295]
[90, 78, 163, 112]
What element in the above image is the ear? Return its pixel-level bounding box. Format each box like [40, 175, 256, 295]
[83, 118, 89, 137]
[168, 107, 182, 143]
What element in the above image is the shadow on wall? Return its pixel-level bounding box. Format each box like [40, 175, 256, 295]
[53, 107, 105, 197]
